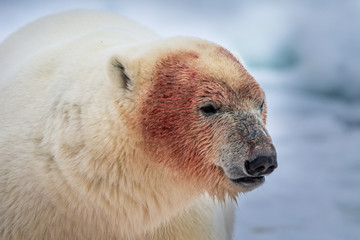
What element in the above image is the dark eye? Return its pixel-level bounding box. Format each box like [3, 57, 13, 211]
[259, 100, 265, 112]
[200, 103, 218, 116]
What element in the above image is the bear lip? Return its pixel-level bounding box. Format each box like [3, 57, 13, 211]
[228, 176, 265, 187]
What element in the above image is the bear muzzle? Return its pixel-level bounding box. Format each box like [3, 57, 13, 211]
[219, 122, 277, 190]
[225, 149, 277, 190]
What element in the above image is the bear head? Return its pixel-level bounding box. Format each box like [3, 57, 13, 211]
[108, 37, 277, 200]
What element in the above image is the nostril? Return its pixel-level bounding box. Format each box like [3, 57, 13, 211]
[255, 166, 265, 173]
[245, 154, 277, 176]
[244, 161, 252, 175]
[265, 165, 276, 175]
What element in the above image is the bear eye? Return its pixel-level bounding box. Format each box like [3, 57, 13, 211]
[200, 103, 218, 116]
[259, 100, 265, 112]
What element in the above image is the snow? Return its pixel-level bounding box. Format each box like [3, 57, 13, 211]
[1, 0, 359, 239]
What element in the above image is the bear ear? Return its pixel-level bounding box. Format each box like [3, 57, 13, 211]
[108, 56, 134, 91]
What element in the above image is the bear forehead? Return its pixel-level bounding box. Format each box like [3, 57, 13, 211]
[145, 45, 265, 105]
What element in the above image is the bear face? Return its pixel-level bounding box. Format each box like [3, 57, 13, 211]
[112, 38, 277, 200]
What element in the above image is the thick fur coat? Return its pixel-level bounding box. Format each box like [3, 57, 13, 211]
[0, 10, 276, 240]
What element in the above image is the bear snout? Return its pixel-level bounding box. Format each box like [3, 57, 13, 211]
[220, 121, 277, 190]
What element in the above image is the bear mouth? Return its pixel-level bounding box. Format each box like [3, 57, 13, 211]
[228, 176, 265, 187]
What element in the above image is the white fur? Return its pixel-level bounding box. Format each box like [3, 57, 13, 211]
[0, 10, 235, 239]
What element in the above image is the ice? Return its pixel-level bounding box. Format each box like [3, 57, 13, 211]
[1, 0, 359, 239]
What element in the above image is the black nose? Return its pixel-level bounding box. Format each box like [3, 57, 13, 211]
[245, 154, 277, 176]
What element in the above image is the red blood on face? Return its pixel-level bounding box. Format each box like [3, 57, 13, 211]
[139, 51, 229, 183]
[139, 48, 267, 194]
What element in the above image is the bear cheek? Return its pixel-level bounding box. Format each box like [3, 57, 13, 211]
[140, 102, 209, 168]
[139, 96, 226, 189]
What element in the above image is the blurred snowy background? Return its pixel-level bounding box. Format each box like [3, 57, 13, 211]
[1, 0, 359, 239]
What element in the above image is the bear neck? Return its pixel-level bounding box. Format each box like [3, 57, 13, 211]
[51, 146, 201, 238]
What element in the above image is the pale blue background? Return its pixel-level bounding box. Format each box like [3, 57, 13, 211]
[1, 0, 359, 239]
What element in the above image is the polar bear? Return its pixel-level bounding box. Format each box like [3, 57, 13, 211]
[0, 10, 277, 240]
